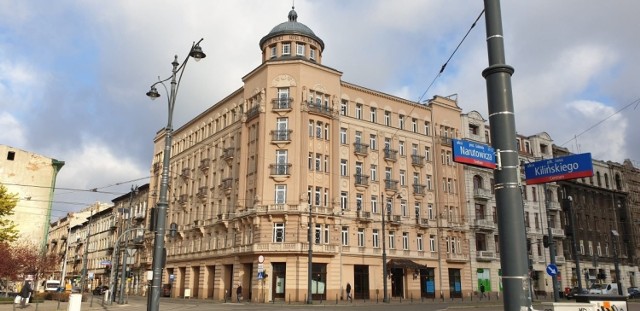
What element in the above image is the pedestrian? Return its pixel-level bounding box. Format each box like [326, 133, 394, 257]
[480, 283, 486, 299]
[236, 283, 243, 303]
[19, 281, 32, 308]
[346, 282, 352, 302]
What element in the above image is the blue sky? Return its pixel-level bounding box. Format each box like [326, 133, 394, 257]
[1, 0, 639, 220]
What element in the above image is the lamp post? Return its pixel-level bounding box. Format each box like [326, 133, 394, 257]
[381, 193, 388, 303]
[611, 230, 622, 295]
[80, 207, 94, 294]
[145, 39, 205, 311]
[307, 204, 313, 304]
[119, 185, 138, 304]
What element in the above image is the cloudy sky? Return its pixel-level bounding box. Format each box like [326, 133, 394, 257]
[1, 0, 638, 220]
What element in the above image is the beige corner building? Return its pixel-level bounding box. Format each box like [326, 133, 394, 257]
[147, 8, 469, 302]
[0, 145, 64, 249]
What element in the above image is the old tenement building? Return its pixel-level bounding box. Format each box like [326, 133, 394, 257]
[146, 8, 469, 302]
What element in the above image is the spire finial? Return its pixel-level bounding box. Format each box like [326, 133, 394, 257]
[288, 4, 298, 22]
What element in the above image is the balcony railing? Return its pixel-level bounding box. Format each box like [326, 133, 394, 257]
[246, 105, 260, 120]
[383, 149, 398, 162]
[199, 158, 210, 171]
[417, 218, 430, 228]
[306, 101, 333, 117]
[439, 136, 452, 146]
[413, 184, 426, 195]
[353, 143, 369, 156]
[354, 174, 370, 186]
[271, 130, 292, 142]
[550, 227, 565, 237]
[411, 154, 425, 167]
[384, 179, 399, 192]
[474, 218, 496, 230]
[270, 163, 291, 175]
[473, 188, 493, 200]
[222, 148, 235, 161]
[356, 211, 372, 222]
[196, 186, 208, 199]
[221, 178, 233, 190]
[178, 194, 188, 205]
[477, 251, 495, 261]
[272, 97, 293, 110]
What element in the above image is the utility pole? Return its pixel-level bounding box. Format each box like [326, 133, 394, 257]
[482, 1, 530, 310]
[80, 207, 94, 294]
[563, 196, 583, 292]
[545, 184, 558, 301]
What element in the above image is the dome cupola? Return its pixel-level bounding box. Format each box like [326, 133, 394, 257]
[259, 7, 325, 64]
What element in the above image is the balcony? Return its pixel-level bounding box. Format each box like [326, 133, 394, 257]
[180, 168, 190, 179]
[383, 148, 398, 162]
[222, 148, 235, 161]
[389, 215, 401, 226]
[270, 164, 291, 181]
[354, 174, 370, 187]
[411, 154, 425, 167]
[417, 218, 430, 228]
[221, 178, 233, 192]
[555, 255, 566, 265]
[198, 158, 210, 171]
[356, 211, 373, 222]
[306, 101, 333, 117]
[439, 136, 452, 146]
[178, 194, 188, 206]
[477, 250, 495, 261]
[196, 186, 208, 200]
[548, 201, 561, 211]
[384, 179, 399, 192]
[353, 143, 369, 156]
[473, 188, 493, 200]
[473, 218, 496, 231]
[153, 162, 161, 173]
[446, 252, 469, 262]
[550, 227, 565, 237]
[413, 184, 426, 196]
[272, 97, 293, 110]
[270, 130, 292, 143]
[246, 105, 260, 120]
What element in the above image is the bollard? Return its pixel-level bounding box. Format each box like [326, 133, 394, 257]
[410, 293, 413, 304]
[35, 300, 39, 311]
[336, 293, 338, 304]
[68, 293, 82, 311]
[376, 292, 379, 303]
[399, 296, 402, 303]
[57, 296, 61, 310]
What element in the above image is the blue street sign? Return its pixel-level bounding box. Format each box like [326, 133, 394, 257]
[524, 153, 593, 185]
[546, 264, 558, 276]
[257, 272, 264, 280]
[452, 139, 496, 169]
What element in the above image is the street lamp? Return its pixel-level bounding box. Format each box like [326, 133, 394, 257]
[146, 39, 205, 311]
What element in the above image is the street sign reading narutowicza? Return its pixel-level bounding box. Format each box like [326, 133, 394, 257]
[452, 139, 496, 169]
[524, 153, 593, 185]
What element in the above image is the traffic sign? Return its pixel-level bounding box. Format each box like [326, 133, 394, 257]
[546, 264, 558, 276]
[452, 139, 496, 169]
[257, 271, 264, 280]
[100, 260, 111, 265]
[524, 153, 593, 185]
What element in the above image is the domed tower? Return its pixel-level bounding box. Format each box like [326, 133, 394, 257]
[259, 6, 325, 64]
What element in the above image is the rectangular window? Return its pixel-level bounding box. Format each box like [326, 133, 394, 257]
[270, 46, 277, 58]
[370, 165, 377, 181]
[388, 231, 395, 249]
[402, 232, 409, 250]
[370, 107, 377, 123]
[371, 195, 378, 214]
[428, 204, 433, 219]
[356, 193, 363, 211]
[341, 100, 348, 116]
[342, 227, 349, 246]
[315, 153, 321, 171]
[417, 234, 424, 251]
[282, 43, 291, 55]
[398, 115, 405, 129]
[340, 160, 348, 176]
[315, 187, 321, 206]
[424, 121, 430, 136]
[341, 192, 348, 210]
[340, 128, 347, 144]
[358, 229, 365, 247]
[355, 104, 362, 119]
[370, 134, 377, 150]
[275, 185, 286, 204]
[412, 118, 418, 133]
[384, 111, 391, 126]
[372, 229, 379, 248]
[401, 200, 407, 217]
[430, 235, 436, 252]
[273, 223, 285, 242]
[296, 43, 304, 56]
[400, 170, 406, 186]
[399, 141, 405, 155]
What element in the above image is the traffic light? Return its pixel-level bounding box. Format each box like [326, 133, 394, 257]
[543, 235, 549, 248]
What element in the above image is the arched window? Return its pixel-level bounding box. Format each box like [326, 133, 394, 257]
[615, 174, 622, 190]
[596, 172, 602, 187]
[604, 173, 610, 189]
[473, 175, 483, 190]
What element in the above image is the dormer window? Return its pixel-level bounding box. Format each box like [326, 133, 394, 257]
[270, 46, 277, 59]
[282, 43, 291, 56]
[296, 43, 305, 56]
[310, 48, 316, 60]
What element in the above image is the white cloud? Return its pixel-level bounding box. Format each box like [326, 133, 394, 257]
[0, 112, 27, 147]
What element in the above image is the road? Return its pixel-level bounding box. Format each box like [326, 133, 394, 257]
[2, 295, 640, 311]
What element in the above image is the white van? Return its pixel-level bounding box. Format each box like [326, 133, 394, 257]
[44, 280, 61, 292]
[602, 283, 619, 295]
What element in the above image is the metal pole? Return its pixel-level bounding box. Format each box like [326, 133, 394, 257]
[80, 208, 94, 294]
[612, 230, 623, 295]
[381, 193, 389, 303]
[545, 184, 558, 301]
[482, 1, 530, 310]
[60, 223, 71, 289]
[563, 196, 582, 292]
[307, 205, 313, 304]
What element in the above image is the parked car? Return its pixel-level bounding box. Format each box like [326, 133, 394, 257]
[628, 287, 640, 299]
[589, 284, 603, 294]
[566, 287, 589, 299]
[92, 285, 109, 295]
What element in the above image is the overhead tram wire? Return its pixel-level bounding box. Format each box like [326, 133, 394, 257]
[559, 97, 640, 148]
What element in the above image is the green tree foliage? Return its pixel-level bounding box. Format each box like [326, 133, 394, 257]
[0, 184, 19, 243]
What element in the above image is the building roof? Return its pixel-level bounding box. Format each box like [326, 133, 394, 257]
[259, 7, 325, 51]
